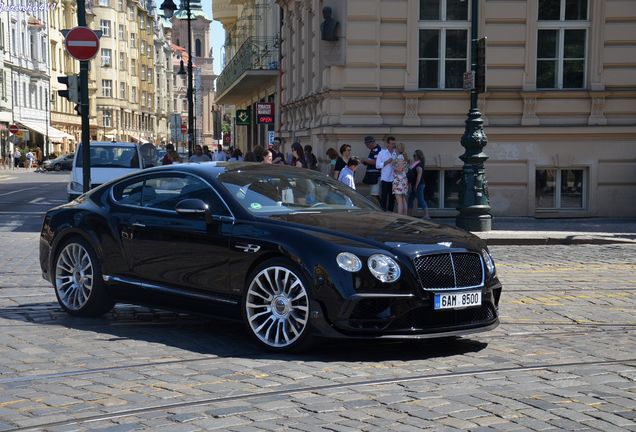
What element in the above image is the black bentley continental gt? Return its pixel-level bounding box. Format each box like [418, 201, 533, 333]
[40, 162, 502, 351]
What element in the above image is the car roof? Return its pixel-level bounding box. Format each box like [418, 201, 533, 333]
[85, 141, 139, 147]
[141, 161, 329, 180]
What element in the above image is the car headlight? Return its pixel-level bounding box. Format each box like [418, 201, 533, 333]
[70, 181, 83, 192]
[336, 252, 362, 272]
[367, 254, 401, 283]
[482, 249, 496, 277]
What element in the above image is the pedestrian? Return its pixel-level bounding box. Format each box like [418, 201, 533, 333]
[376, 136, 397, 211]
[244, 151, 256, 162]
[407, 149, 429, 218]
[13, 148, 21, 169]
[189, 145, 209, 162]
[325, 147, 338, 178]
[34, 146, 43, 172]
[291, 142, 307, 168]
[25, 149, 35, 170]
[338, 158, 360, 190]
[202, 145, 213, 161]
[392, 142, 409, 215]
[361, 136, 381, 203]
[271, 138, 285, 164]
[304, 145, 318, 170]
[228, 148, 243, 162]
[253, 145, 265, 162]
[214, 144, 227, 161]
[161, 143, 181, 165]
[333, 144, 351, 179]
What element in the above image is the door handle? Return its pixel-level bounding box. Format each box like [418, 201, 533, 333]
[132, 222, 146, 228]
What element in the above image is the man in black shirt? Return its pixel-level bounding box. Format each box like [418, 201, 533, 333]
[363, 136, 381, 202]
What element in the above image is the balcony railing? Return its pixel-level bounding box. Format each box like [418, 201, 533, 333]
[215, 36, 279, 97]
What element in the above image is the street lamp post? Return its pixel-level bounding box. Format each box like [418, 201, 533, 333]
[456, 0, 492, 232]
[161, 0, 195, 158]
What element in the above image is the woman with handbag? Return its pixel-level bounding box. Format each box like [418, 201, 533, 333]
[407, 149, 429, 218]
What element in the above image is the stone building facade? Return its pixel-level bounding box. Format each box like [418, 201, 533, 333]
[274, 0, 636, 217]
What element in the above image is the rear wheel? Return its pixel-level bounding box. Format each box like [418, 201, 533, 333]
[53, 237, 114, 317]
[54, 163, 61, 171]
[243, 259, 314, 352]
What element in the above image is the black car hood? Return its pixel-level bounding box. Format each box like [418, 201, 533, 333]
[269, 211, 484, 255]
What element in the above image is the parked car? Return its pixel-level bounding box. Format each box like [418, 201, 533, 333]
[67, 141, 146, 201]
[43, 153, 74, 171]
[41, 163, 502, 352]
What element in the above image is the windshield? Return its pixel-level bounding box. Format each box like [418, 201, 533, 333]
[218, 166, 379, 215]
[75, 144, 139, 168]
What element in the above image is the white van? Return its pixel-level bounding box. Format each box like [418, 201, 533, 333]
[68, 141, 148, 201]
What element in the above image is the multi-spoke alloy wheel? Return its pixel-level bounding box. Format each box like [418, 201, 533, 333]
[245, 263, 311, 351]
[53, 238, 114, 317]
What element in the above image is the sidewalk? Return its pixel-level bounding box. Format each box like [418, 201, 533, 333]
[435, 217, 636, 246]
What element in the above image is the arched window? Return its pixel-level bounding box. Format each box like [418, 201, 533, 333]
[195, 39, 202, 57]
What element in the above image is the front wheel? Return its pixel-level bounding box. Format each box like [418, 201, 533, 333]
[53, 163, 61, 171]
[53, 237, 114, 317]
[242, 259, 314, 352]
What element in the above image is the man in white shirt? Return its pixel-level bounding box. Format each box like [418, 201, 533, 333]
[338, 158, 360, 190]
[375, 136, 397, 211]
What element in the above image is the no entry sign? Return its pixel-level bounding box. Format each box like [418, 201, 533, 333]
[64, 26, 100, 61]
[8, 124, 19, 135]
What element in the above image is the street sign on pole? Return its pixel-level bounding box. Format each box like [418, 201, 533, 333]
[64, 26, 100, 61]
[8, 124, 18, 135]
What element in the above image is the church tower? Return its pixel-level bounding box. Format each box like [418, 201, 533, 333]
[171, 1, 218, 148]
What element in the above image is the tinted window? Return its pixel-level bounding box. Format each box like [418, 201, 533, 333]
[75, 143, 139, 168]
[142, 175, 229, 215]
[112, 178, 144, 206]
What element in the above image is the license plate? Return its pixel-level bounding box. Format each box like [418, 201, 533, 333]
[434, 291, 482, 310]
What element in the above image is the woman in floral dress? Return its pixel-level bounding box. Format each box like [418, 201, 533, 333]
[392, 142, 409, 215]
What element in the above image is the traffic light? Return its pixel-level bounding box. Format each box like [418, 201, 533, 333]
[475, 37, 487, 94]
[57, 75, 80, 104]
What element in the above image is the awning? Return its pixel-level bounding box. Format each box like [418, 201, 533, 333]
[17, 119, 74, 141]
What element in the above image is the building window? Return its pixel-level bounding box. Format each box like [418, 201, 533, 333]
[101, 48, 112, 67]
[140, 40, 145, 53]
[128, 5, 135, 21]
[131, 59, 137, 75]
[537, 0, 588, 89]
[99, 0, 109, 6]
[100, 20, 111, 37]
[536, 168, 586, 209]
[140, 15, 145, 28]
[141, 65, 146, 81]
[102, 79, 113, 97]
[30, 33, 36, 60]
[196, 39, 202, 57]
[148, 67, 153, 82]
[131, 86, 137, 103]
[118, 0, 124, 11]
[418, 0, 469, 89]
[130, 33, 136, 48]
[103, 109, 112, 127]
[120, 82, 126, 99]
[118, 24, 125, 40]
[119, 52, 126, 70]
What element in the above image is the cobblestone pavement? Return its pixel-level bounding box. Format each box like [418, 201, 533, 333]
[0, 233, 634, 431]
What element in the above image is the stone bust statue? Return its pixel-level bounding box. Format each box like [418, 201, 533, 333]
[320, 6, 339, 41]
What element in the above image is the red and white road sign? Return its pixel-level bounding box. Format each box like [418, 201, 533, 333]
[8, 124, 19, 135]
[64, 26, 100, 61]
[180, 124, 187, 134]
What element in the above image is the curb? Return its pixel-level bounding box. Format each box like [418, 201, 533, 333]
[481, 237, 636, 246]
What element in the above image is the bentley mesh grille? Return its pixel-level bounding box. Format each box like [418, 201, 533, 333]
[414, 252, 484, 291]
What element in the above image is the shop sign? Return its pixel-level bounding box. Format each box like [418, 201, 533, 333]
[236, 109, 251, 126]
[256, 103, 274, 125]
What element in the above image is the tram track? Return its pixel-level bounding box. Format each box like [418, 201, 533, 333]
[7, 357, 636, 432]
[0, 321, 633, 386]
